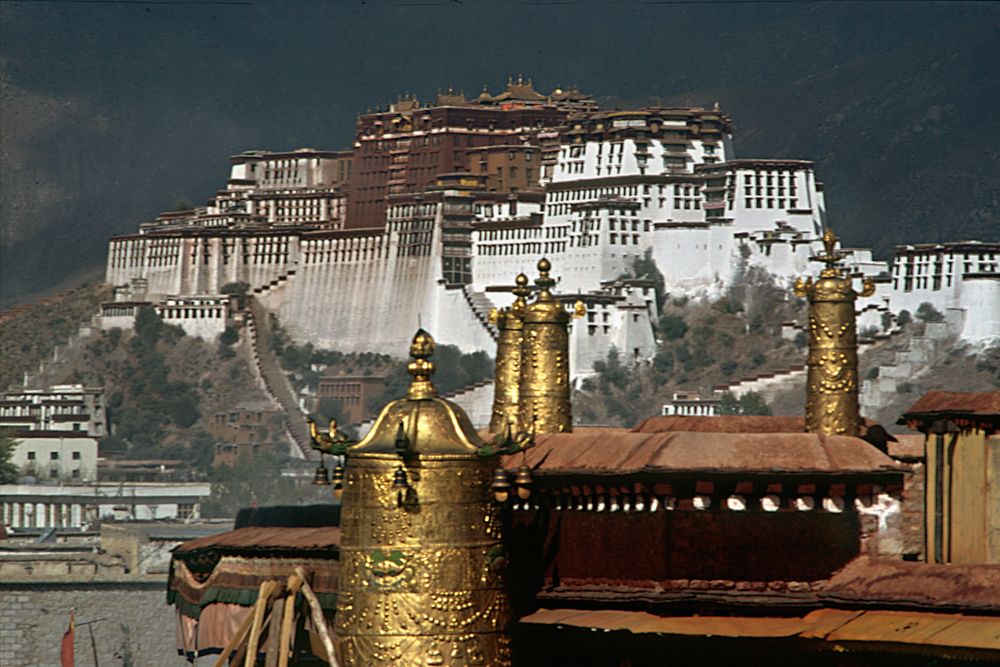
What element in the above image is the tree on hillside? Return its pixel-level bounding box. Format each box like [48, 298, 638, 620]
[0, 431, 19, 483]
[203, 450, 303, 518]
[630, 249, 667, 311]
[658, 314, 688, 341]
[134, 305, 165, 345]
[916, 302, 945, 323]
[716, 391, 772, 416]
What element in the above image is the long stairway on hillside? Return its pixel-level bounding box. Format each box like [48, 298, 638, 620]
[246, 297, 313, 459]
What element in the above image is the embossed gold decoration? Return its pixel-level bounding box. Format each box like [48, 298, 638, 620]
[794, 229, 875, 436]
[517, 258, 575, 434]
[488, 273, 532, 434]
[335, 329, 512, 666]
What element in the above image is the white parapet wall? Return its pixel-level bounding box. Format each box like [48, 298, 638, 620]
[0, 482, 212, 529]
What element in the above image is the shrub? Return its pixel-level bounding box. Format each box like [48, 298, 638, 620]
[716, 391, 771, 416]
[738, 391, 772, 416]
[916, 302, 945, 323]
[658, 314, 688, 340]
[219, 326, 239, 347]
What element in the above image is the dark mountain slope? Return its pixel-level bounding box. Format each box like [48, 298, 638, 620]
[2, 1, 997, 305]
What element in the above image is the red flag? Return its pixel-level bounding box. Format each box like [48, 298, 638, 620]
[60, 611, 74, 667]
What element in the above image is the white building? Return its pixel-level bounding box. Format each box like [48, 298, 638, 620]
[102, 101, 997, 387]
[0, 384, 106, 436]
[0, 482, 212, 529]
[157, 294, 233, 340]
[661, 392, 720, 417]
[0, 385, 106, 483]
[889, 241, 1000, 343]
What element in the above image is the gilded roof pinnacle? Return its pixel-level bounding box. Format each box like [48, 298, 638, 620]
[511, 272, 532, 315]
[407, 328, 437, 399]
[534, 258, 555, 300]
[812, 227, 846, 278]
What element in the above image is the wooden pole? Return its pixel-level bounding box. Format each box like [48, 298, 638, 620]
[244, 580, 275, 667]
[87, 622, 100, 667]
[212, 580, 276, 667]
[294, 567, 338, 667]
[277, 574, 303, 667]
[264, 598, 285, 667]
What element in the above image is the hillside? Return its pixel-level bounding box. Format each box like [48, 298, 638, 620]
[0, 281, 109, 389]
[2, 2, 998, 305]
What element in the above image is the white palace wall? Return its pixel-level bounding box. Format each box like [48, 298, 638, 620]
[960, 275, 1000, 343]
[272, 220, 493, 354]
[106, 234, 298, 301]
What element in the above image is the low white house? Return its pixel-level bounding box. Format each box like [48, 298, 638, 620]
[0, 482, 212, 529]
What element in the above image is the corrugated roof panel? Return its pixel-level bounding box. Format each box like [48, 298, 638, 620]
[922, 617, 1000, 651]
[827, 612, 1000, 650]
[798, 609, 865, 638]
[905, 390, 1000, 417]
[506, 430, 902, 475]
[520, 609, 810, 638]
[173, 526, 340, 555]
[519, 608, 1000, 651]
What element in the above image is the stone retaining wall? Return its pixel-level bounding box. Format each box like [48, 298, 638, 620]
[0, 581, 180, 667]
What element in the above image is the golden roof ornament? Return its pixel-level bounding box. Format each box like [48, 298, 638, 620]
[332, 329, 517, 666]
[517, 258, 577, 434]
[794, 228, 876, 436]
[488, 273, 532, 433]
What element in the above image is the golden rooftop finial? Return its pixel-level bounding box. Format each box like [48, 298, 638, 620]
[518, 258, 574, 434]
[793, 228, 876, 437]
[534, 257, 556, 299]
[489, 273, 534, 433]
[407, 328, 437, 399]
[512, 272, 531, 310]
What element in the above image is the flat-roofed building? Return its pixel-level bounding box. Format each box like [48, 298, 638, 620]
[316, 374, 386, 425]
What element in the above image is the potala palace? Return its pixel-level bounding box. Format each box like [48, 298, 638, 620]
[103, 78, 1000, 379]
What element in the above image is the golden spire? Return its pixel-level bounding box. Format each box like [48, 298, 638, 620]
[518, 258, 574, 434]
[489, 273, 533, 433]
[794, 229, 876, 436]
[406, 328, 437, 399]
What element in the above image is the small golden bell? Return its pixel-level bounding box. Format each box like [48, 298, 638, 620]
[392, 465, 410, 508]
[312, 459, 331, 486]
[392, 465, 409, 491]
[491, 467, 512, 503]
[514, 464, 533, 500]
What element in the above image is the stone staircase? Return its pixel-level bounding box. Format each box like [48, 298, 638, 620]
[21, 314, 102, 389]
[716, 326, 907, 404]
[461, 285, 499, 340]
[251, 269, 297, 297]
[245, 297, 313, 459]
[860, 322, 955, 423]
